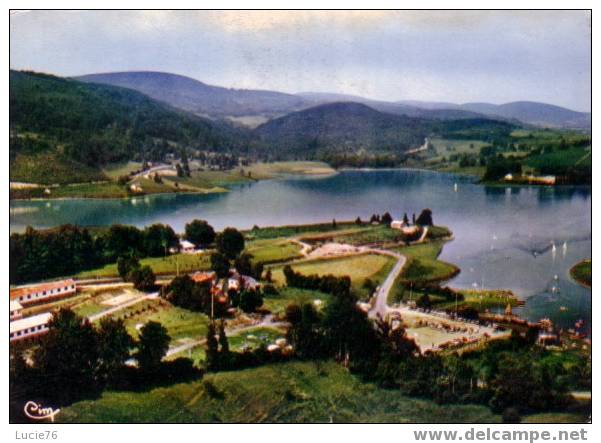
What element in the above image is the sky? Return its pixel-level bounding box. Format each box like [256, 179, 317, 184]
[10, 10, 591, 111]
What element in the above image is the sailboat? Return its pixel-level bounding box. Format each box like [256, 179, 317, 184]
[454, 183, 458, 192]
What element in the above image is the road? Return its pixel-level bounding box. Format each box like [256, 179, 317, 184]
[367, 249, 407, 319]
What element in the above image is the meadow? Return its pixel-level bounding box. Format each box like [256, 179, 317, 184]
[75, 253, 211, 279]
[268, 253, 396, 299]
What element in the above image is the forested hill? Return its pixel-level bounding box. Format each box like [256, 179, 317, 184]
[253, 102, 515, 159]
[254, 102, 429, 157]
[10, 70, 247, 183]
[76, 71, 308, 118]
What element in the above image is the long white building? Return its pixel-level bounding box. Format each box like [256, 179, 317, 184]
[10, 312, 53, 343]
[10, 279, 77, 306]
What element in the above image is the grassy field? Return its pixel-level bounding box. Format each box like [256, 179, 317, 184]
[245, 238, 303, 264]
[243, 161, 336, 180]
[244, 220, 361, 240]
[102, 161, 143, 180]
[269, 253, 395, 299]
[525, 146, 591, 171]
[430, 138, 491, 158]
[75, 253, 211, 279]
[570, 260, 591, 288]
[10, 152, 107, 185]
[58, 360, 505, 423]
[390, 241, 459, 284]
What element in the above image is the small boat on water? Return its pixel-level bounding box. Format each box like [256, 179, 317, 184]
[454, 183, 458, 192]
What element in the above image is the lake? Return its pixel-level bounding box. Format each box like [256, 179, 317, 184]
[10, 169, 591, 333]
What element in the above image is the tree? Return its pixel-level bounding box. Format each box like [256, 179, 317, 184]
[218, 319, 229, 355]
[402, 213, 409, 225]
[502, 408, 521, 424]
[239, 289, 263, 313]
[129, 265, 156, 291]
[97, 317, 134, 381]
[332, 218, 337, 228]
[216, 228, 245, 259]
[205, 322, 219, 371]
[101, 225, 145, 261]
[381, 212, 393, 226]
[355, 216, 362, 225]
[117, 255, 140, 280]
[136, 321, 170, 371]
[416, 294, 432, 310]
[265, 269, 273, 283]
[211, 252, 230, 279]
[33, 309, 100, 402]
[362, 278, 376, 295]
[185, 219, 216, 247]
[234, 253, 253, 276]
[176, 163, 184, 177]
[142, 224, 178, 257]
[416, 209, 433, 226]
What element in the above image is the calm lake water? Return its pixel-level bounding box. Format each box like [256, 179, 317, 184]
[10, 169, 591, 332]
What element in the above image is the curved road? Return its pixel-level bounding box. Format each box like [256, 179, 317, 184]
[367, 249, 406, 319]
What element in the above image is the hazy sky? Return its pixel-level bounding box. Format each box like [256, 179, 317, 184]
[10, 10, 591, 111]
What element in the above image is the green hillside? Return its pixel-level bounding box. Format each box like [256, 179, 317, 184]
[58, 361, 503, 423]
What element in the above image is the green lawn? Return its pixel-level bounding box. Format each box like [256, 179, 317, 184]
[117, 299, 210, 341]
[245, 238, 303, 264]
[58, 360, 505, 423]
[570, 260, 591, 288]
[243, 161, 336, 180]
[390, 241, 459, 284]
[388, 241, 459, 303]
[75, 253, 211, 279]
[244, 221, 360, 240]
[525, 146, 591, 171]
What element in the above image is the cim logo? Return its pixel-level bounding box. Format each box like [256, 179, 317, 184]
[24, 401, 61, 422]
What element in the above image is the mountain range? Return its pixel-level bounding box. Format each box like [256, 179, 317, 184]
[76, 71, 590, 129]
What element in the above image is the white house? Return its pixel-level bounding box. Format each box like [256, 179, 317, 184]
[10, 279, 77, 306]
[10, 312, 53, 343]
[179, 239, 196, 254]
[10, 300, 23, 320]
[390, 220, 405, 230]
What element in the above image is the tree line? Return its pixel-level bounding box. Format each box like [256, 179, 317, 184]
[10, 308, 200, 412]
[9, 219, 247, 284]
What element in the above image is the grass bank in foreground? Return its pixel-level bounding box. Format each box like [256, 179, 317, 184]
[57, 360, 588, 424]
[57, 361, 501, 423]
[570, 260, 591, 288]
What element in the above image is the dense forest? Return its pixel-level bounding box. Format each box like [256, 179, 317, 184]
[9, 70, 249, 182]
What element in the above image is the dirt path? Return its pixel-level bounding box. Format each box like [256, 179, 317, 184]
[87, 292, 158, 322]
